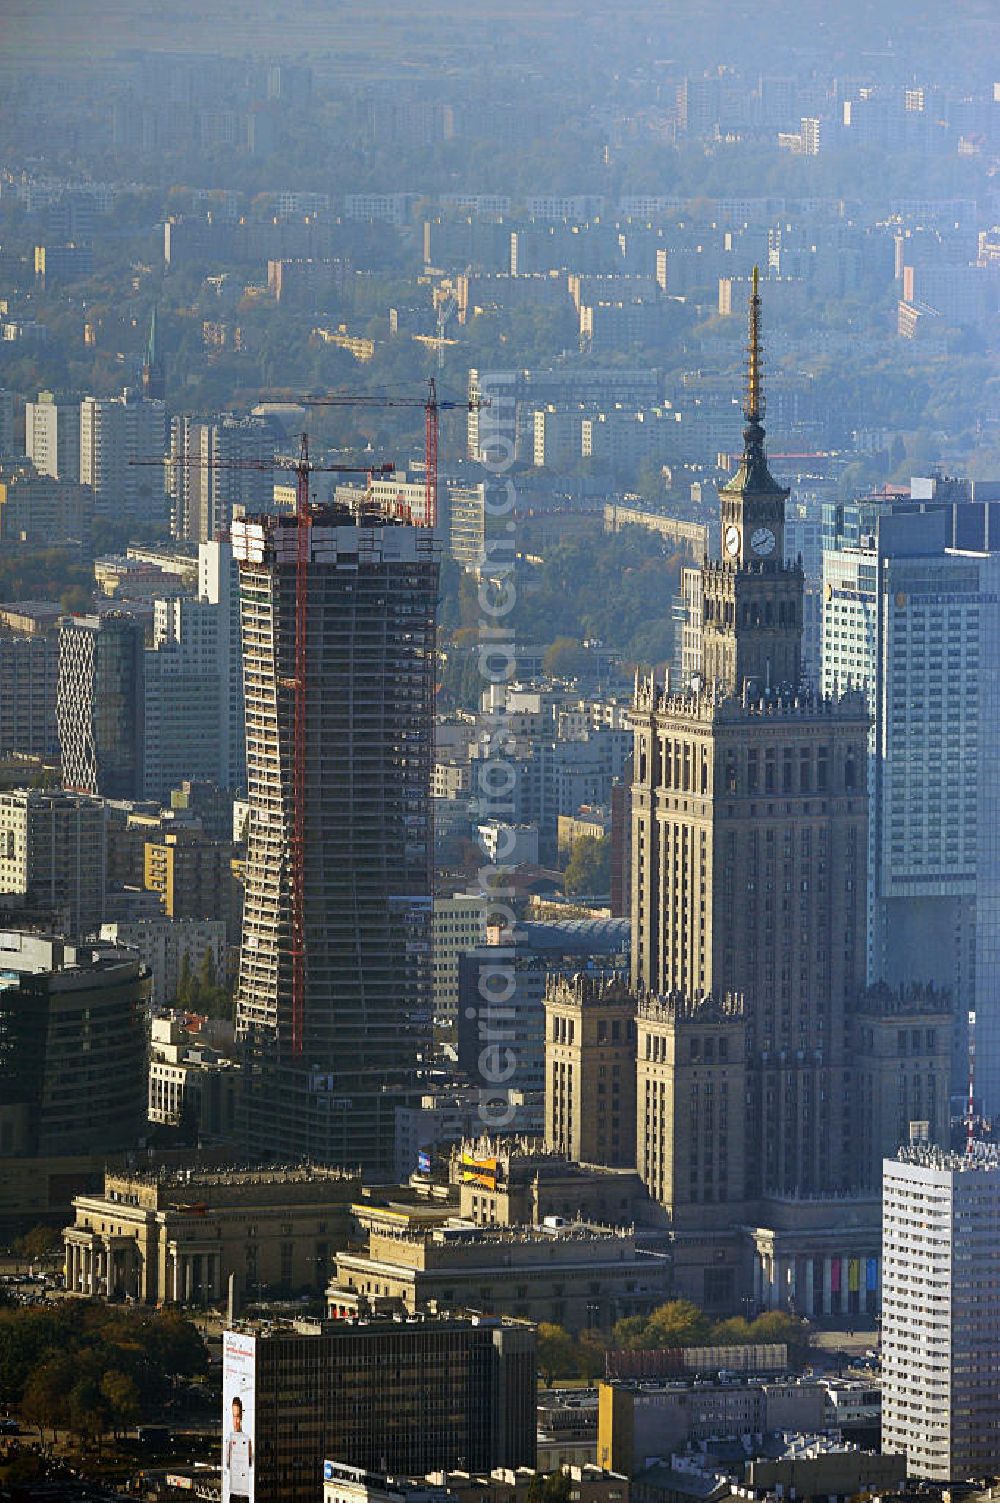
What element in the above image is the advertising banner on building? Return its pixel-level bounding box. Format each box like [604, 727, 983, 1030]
[222, 1330, 256, 1503]
[460, 1152, 498, 1190]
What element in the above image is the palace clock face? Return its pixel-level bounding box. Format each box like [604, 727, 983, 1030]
[751, 526, 776, 556]
[725, 524, 741, 557]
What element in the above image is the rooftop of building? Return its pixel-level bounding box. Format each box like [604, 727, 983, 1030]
[893, 1141, 1000, 1174]
[856, 981, 952, 1017]
[0, 600, 64, 631]
[633, 672, 868, 724]
[638, 990, 745, 1024]
[544, 971, 634, 1008]
[233, 1310, 533, 1340]
[361, 1216, 639, 1247]
[105, 1161, 359, 1194]
[0, 932, 140, 979]
[518, 918, 630, 952]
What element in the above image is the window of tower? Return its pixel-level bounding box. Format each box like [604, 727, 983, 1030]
[725, 751, 738, 794]
[764, 750, 776, 793]
[845, 751, 857, 790]
[765, 602, 773, 626]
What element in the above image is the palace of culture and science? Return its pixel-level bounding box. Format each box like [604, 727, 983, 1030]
[626, 272, 953, 1311]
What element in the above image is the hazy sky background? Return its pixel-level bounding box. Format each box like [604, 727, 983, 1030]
[1, 0, 997, 80]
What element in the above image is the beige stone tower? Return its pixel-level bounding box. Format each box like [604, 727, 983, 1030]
[631, 272, 870, 1204]
[544, 973, 637, 1169]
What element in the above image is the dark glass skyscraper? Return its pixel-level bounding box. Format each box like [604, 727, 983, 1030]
[57, 612, 145, 799]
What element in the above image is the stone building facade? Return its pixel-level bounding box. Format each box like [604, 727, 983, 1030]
[64, 1164, 359, 1304]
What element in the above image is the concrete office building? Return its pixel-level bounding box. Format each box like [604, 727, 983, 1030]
[0, 932, 145, 1159]
[0, 460, 90, 546]
[169, 414, 274, 543]
[450, 1138, 649, 1230]
[432, 893, 488, 1029]
[332, 1218, 670, 1332]
[233, 505, 439, 1174]
[25, 390, 80, 480]
[146, 1012, 240, 1140]
[143, 596, 228, 802]
[58, 612, 145, 799]
[882, 1145, 1000, 1481]
[65, 1163, 358, 1304]
[469, 369, 659, 463]
[222, 1313, 535, 1503]
[0, 623, 59, 759]
[199, 538, 245, 791]
[100, 915, 225, 1008]
[0, 788, 107, 937]
[79, 389, 166, 523]
[143, 828, 238, 934]
[822, 505, 1000, 1107]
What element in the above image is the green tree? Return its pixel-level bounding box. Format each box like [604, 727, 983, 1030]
[100, 1370, 140, 1438]
[610, 1314, 649, 1350]
[563, 836, 612, 897]
[709, 1316, 753, 1345]
[747, 1310, 810, 1360]
[21, 1356, 74, 1444]
[68, 1376, 110, 1450]
[644, 1299, 711, 1349]
[536, 1322, 576, 1387]
[574, 1329, 607, 1382]
[543, 637, 586, 679]
[14, 1225, 61, 1263]
[528, 1473, 573, 1503]
[175, 952, 194, 1008]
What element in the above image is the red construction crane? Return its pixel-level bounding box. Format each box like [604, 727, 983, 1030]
[132, 440, 393, 1058]
[303, 377, 487, 530]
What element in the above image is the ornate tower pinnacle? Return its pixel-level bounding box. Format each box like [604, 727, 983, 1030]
[741, 265, 770, 482]
[701, 267, 802, 695]
[746, 264, 763, 424]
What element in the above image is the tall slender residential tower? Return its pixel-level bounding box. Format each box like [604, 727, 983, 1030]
[631, 272, 877, 1311]
[232, 504, 439, 1174]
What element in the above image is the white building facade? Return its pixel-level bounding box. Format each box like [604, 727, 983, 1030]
[882, 1146, 1000, 1481]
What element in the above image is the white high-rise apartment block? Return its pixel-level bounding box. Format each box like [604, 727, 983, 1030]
[142, 539, 245, 800]
[431, 894, 488, 1029]
[169, 415, 274, 543]
[79, 389, 166, 521]
[882, 1145, 1000, 1481]
[26, 390, 80, 480]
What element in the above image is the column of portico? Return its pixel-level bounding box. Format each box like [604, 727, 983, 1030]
[822, 1257, 833, 1315]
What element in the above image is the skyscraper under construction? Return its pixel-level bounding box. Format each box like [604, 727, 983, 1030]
[232, 504, 439, 1174]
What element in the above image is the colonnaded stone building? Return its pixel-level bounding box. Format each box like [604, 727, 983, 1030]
[64, 1164, 359, 1304]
